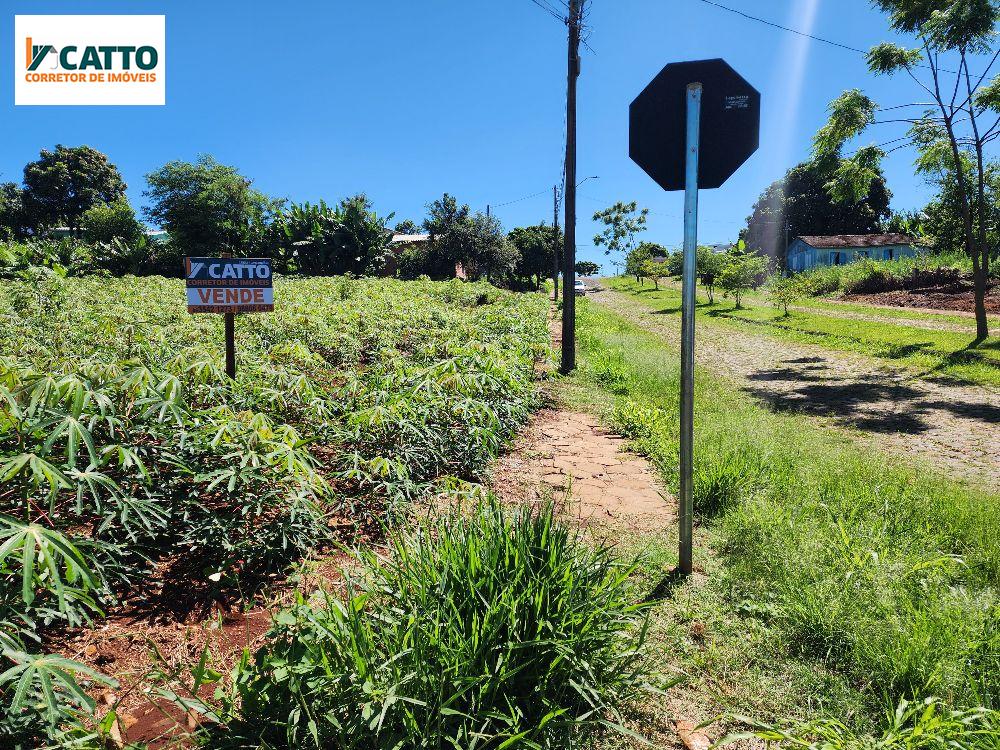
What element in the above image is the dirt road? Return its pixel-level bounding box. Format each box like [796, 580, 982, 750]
[592, 288, 1000, 486]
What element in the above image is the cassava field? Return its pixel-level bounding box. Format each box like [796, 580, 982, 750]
[0, 270, 556, 747]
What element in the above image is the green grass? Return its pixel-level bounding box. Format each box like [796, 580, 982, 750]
[216, 499, 653, 749]
[567, 297, 1000, 736]
[607, 277, 1000, 388]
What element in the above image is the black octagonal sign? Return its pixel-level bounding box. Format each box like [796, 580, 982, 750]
[630, 58, 760, 191]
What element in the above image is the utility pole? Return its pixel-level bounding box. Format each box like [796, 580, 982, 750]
[552, 185, 560, 302]
[561, 0, 582, 374]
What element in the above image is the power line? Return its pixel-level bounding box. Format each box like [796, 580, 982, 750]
[695, 0, 867, 55]
[528, 0, 565, 23]
[492, 187, 553, 208]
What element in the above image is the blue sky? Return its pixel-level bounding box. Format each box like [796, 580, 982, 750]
[0, 1, 963, 269]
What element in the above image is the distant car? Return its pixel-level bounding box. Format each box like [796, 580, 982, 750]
[574, 280, 588, 296]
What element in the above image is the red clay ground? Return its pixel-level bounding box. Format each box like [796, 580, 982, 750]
[847, 277, 1000, 314]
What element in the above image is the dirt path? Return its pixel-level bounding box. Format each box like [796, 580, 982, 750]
[490, 408, 674, 531]
[593, 288, 1000, 486]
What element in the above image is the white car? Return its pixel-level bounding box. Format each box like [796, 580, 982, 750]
[574, 280, 588, 296]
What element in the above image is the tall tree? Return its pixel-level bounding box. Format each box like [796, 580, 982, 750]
[592, 201, 649, 268]
[0, 183, 30, 240]
[509, 224, 562, 289]
[813, 0, 1000, 339]
[144, 155, 274, 256]
[742, 158, 892, 269]
[22, 145, 126, 235]
[422, 194, 511, 281]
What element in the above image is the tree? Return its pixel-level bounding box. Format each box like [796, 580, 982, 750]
[697, 246, 726, 304]
[80, 198, 143, 247]
[639, 258, 669, 290]
[144, 155, 274, 256]
[922, 162, 1000, 257]
[22, 145, 127, 235]
[0, 183, 30, 240]
[625, 241, 662, 283]
[718, 248, 769, 309]
[764, 274, 803, 317]
[262, 196, 393, 276]
[422, 194, 511, 281]
[574, 260, 600, 277]
[592, 201, 649, 269]
[742, 158, 891, 270]
[509, 224, 562, 289]
[393, 219, 422, 236]
[812, 0, 999, 339]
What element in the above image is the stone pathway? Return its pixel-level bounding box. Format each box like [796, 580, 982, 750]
[491, 408, 674, 530]
[593, 288, 1000, 486]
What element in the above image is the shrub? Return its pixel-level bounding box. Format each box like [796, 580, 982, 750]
[223, 500, 652, 749]
[764, 275, 805, 316]
[719, 251, 769, 308]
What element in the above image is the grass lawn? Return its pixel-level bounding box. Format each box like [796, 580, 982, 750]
[607, 276, 1000, 389]
[566, 297, 1000, 739]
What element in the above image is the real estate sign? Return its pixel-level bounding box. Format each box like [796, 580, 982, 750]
[184, 257, 274, 314]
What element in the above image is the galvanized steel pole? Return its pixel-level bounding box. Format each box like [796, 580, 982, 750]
[679, 82, 702, 576]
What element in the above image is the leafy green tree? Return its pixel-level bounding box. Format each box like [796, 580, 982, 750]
[812, 0, 1000, 339]
[719, 248, 769, 309]
[625, 241, 662, 283]
[22, 145, 126, 235]
[697, 246, 726, 304]
[144, 155, 274, 256]
[765, 274, 803, 317]
[80, 198, 143, 247]
[509, 224, 562, 289]
[639, 258, 669, 290]
[263, 196, 393, 276]
[393, 219, 422, 236]
[574, 260, 600, 277]
[422, 194, 511, 281]
[922, 163, 1000, 259]
[742, 158, 891, 270]
[592, 201, 649, 269]
[0, 183, 30, 240]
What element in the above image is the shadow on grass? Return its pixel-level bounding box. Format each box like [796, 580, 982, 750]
[643, 568, 688, 604]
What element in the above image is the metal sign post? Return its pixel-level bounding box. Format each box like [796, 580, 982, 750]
[629, 58, 760, 577]
[679, 83, 702, 576]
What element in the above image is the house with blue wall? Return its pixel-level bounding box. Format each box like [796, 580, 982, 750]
[787, 234, 921, 272]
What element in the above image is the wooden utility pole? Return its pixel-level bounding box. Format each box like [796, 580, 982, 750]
[561, 0, 582, 374]
[552, 185, 560, 301]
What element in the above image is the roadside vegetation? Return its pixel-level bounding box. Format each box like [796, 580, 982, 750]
[607, 275, 1000, 388]
[569, 297, 1000, 745]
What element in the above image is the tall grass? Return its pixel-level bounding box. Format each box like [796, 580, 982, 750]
[219, 500, 652, 749]
[795, 251, 974, 297]
[573, 299, 999, 723]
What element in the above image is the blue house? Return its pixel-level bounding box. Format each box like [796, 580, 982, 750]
[787, 234, 921, 272]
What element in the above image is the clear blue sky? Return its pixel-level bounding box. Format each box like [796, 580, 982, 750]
[0, 1, 957, 269]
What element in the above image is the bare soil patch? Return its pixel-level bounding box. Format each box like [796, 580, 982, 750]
[490, 408, 673, 531]
[847, 277, 1000, 314]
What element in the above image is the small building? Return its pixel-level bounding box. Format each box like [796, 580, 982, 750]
[787, 234, 921, 272]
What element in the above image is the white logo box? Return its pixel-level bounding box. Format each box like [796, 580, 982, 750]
[15, 15, 165, 106]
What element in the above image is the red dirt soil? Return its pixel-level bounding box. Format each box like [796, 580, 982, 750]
[847, 277, 1000, 314]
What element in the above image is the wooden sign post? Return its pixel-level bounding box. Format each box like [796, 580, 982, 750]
[184, 255, 274, 379]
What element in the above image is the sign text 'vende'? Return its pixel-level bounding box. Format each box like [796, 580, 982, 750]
[185, 257, 273, 314]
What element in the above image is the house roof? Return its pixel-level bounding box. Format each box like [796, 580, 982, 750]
[390, 233, 431, 244]
[795, 234, 917, 249]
